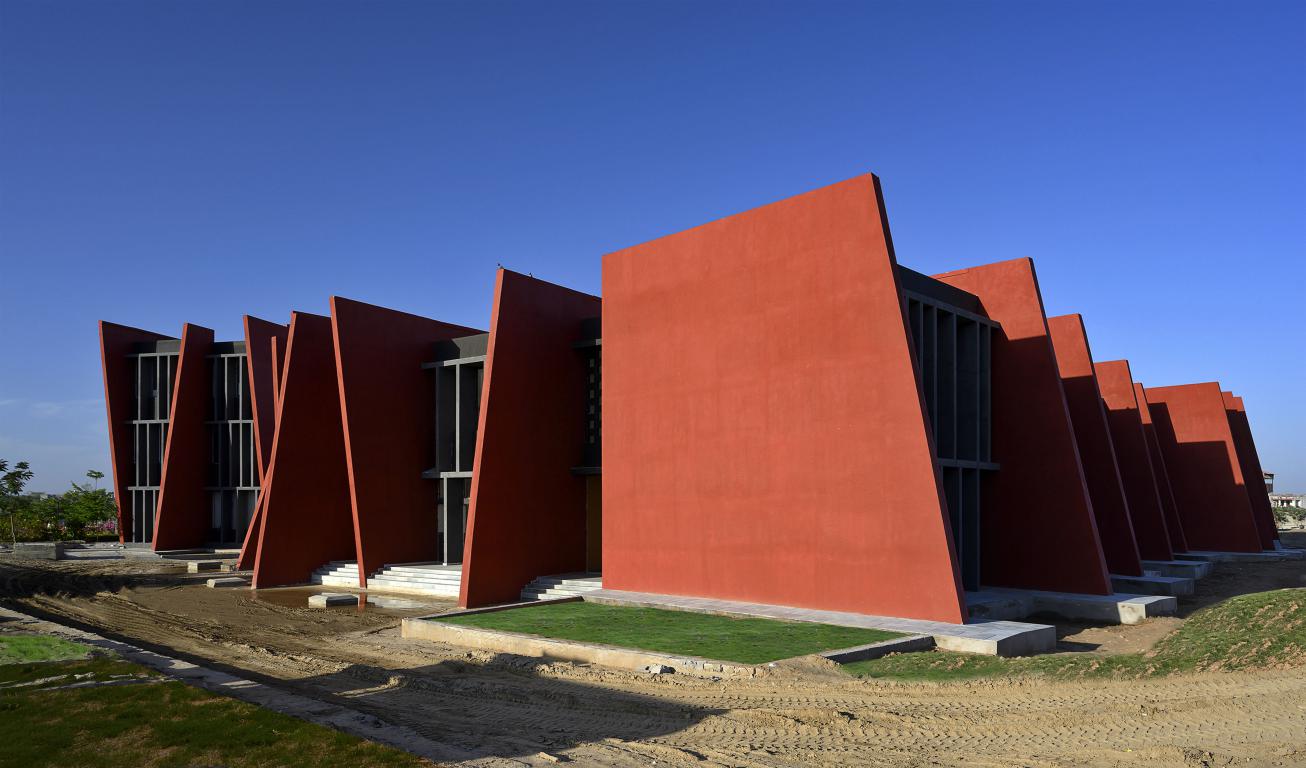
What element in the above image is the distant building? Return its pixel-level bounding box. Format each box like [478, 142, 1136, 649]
[1265, 472, 1274, 493]
[1270, 492, 1305, 510]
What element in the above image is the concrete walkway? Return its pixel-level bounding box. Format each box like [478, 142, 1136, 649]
[584, 589, 1054, 656]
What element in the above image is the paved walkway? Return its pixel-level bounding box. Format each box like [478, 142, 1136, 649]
[584, 589, 1054, 656]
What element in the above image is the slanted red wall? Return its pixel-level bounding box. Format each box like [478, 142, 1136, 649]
[459, 270, 601, 608]
[1224, 393, 1278, 547]
[331, 297, 480, 584]
[1143, 383, 1263, 553]
[1136, 382, 1189, 553]
[935, 259, 1111, 595]
[252, 313, 356, 587]
[601, 175, 966, 623]
[153, 323, 215, 551]
[1094, 361, 1173, 561]
[236, 316, 288, 571]
[1047, 315, 1142, 575]
[98, 321, 173, 543]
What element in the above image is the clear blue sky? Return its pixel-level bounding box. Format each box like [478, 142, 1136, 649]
[1, 0, 1302, 493]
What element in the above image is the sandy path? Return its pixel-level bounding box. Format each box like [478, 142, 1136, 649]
[3, 555, 1306, 767]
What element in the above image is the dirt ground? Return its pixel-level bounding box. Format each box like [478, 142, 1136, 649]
[4, 537, 1306, 768]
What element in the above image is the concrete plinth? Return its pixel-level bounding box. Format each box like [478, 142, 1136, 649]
[205, 577, 249, 589]
[1141, 559, 1213, 579]
[13, 542, 66, 560]
[974, 588, 1176, 625]
[187, 560, 223, 573]
[1110, 573, 1195, 597]
[308, 592, 358, 607]
[1178, 550, 1300, 563]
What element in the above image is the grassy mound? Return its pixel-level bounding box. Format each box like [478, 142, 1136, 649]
[844, 588, 1306, 682]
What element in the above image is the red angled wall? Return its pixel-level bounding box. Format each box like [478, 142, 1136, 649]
[1223, 393, 1278, 547]
[1094, 361, 1173, 561]
[1135, 382, 1189, 553]
[98, 321, 174, 543]
[252, 312, 356, 588]
[600, 175, 966, 623]
[935, 259, 1111, 595]
[236, 316, 288, 571]
[1046, 315, 1142, 575]
[1143, 383, 1263, 553]
[459, 270, 601, 608]
[331, 297, 480, 583]
[153, 323, 215, 551]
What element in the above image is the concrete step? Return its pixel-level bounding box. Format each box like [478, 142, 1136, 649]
[1111, 573, 1194, 597]
[520, 573, 603, 602]
[1140, 559, 1213, 579]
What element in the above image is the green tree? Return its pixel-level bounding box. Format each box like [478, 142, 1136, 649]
[1, 459, 35, 544]
[61, 481, 117, 540]
[86, 469, 104, 490]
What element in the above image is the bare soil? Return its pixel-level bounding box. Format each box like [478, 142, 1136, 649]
[4, 537, 1306, 767]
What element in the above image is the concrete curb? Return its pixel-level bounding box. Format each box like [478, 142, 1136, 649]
[401, 617, 760, 678]
[820, 634, 935, 663]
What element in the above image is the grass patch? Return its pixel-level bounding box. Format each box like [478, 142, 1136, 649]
[0, 635, 93, 664]
[0, 657, 429, 767]
[438, 602, 902, 664]
[845, 588, 1306, 683]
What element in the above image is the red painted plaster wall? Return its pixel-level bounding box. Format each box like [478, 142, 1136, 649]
[331, 297, 480, 583]
[459, 270, 601, 608]
[153, 323, 215, 551]
[601, 175, 966, 623]
[1143, 383, 1263, 553]
[98, 321, 173, 543]
[1047, 315, 1142, 575]
[252, 313, 356, 587]
[935, 259, 1111, 595]
[1136, 382, 1190, 553]
[236, 316, 288, 571]
[1094, 361, 1173, 561]
[1223, 393, 1278, 547]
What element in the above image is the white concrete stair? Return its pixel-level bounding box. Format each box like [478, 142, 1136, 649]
[309, 561, 463, 598]
[520, 573, 603, 601]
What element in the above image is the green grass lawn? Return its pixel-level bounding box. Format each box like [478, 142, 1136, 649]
[438, 602, 903, 664]
[844, 588, 1306, 683]
[0, 647, 430, 767]
[0, 635, 93, 664]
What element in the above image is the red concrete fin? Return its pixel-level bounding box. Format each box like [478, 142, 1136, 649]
[1094, 360, 1173, 561]
[1222, 392, 1278, 547]
[601, 174, 966, 623]
[935, 259, 1112, 595]
[1143, 383, 1262, 553]
[252, 312, 355, 588]
[330, 297, 482, 583]
[153, 323, 215, 551]
[1135, 381, 1189, 553]
[1047, 315, 1142, 576]
[99, 321, 175, 543]
[459, 270, 603, 608]
[243, 315, 288, 483]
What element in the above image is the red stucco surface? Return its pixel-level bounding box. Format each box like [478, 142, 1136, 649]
[330, 297, 479, 584]
[935, 259, 1111, 595]
[252, 313, 356, 588]
[98, 321, 173, 543]
[1094, 361, 1173, 561]
[1046, 315, 1142, 576]
[1223, 393, 1278, 548]
[459, 270, 601, 608]
[236, 315, 287, 571]
[1135, 382, 1190, 553]
[600, 175, 966, 623]
[1143, 383, 1263, 553]
[153, 324, 215, 551]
